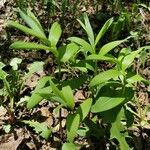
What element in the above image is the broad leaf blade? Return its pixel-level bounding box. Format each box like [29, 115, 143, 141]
[27, 76, 51, 109]
[99, 39, 127, 56]
[62, 86, 75, 110]
[86, 54, 117, 63]
[90, 69, 120, 87]
[66, 113, 80, 142]
[91, 96, 125, 113]
[68, 37, 93, 53]
[76, 98, 92, 121]
[110, 109, 131, 150]
[121, 46, 150, 70]
[60, 43, 79, 62]
[48, 22, 62, 46]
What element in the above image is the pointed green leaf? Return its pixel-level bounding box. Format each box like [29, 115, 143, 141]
[99, 39, 127, 56]
[83, 13, 94, 46]
[121, 46, 150, 70]
[7, 21, 50, 45]
[18, 8, 46, 38]
[76, 98, 92, 121]
[90, 69, 121, 87]
[95, 18, 113, 47]
[127, 74, 149, 85]
[60, 43, 79, 62]
[27, 76, 51, 109]
[49, 79, 66, 106]
[62, 86, 75, 110]
[27, 9, 44, 33]
[48, 22, 62, 46]
[110, 109, 131, 150]
[91, 87, 133, 113]
[91, 96, 125, 113]
[86, 54, 117, 63]
[10, 41, 57, 56]
[68, 37, 93, 53]
[66, 113, 80, 142]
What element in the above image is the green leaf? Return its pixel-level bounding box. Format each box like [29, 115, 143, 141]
[121, 46, 150, 70]
[91, 87, 133, 113]
[95, 18, 113, 47]
[10, 58, 22, 70]
[48, 22, 62, 46]
[62, 86, 75, 110]
[7, 21, 50, 45]
[110, 108, 131, 150]
[27, 9, 44, 34]
[90, 69, 120, 87]
[49, 79, 66, 106]
[27, 94, 43, 109]
[66, 113, 80, 142]
[25, 61, 44, 80]
[23, 120, 52, 140]
[72, 60, 95, 72]
[10, 41, 57, 56]
[99, 39, 127, 56]
[83, 13, 94, 46]
[76, 98, 92, 121]
[86, 54, 117, 63]
[91, 96, 125, 113]
[18, 8, 46, 38]
[127, 74, 149, 85]
[61, 74, 88, 89]
[27, 76, 51, 109]
[62, 143, 78, 150]
[66, 98, 92, 142]
[60, 43, 79, 63]
[68, 37, 93, 53]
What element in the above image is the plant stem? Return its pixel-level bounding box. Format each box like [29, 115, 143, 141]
[57, 59, 63, 140]
[94, 60, 98, 75]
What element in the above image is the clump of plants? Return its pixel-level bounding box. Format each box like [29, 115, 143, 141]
[4, 7, 150, 149]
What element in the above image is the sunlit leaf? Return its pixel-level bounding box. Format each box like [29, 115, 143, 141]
[90, 69, 121, 87]
[60, 43, 79, 63]
[99, 39, 127, 56]
[62, 86, 75, 110]
[95, 18, 113, 47]
[10, 41, 57, 56]
[66, 114, 80, 142]
[48, 22, 62, 46]
[18, 8, 46, 38]
[7, 21, 50, 45]
[23, 120, 52, 140]
[68, 37, 94, 53]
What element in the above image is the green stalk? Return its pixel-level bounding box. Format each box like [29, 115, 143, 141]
[57, 58, 63, 140]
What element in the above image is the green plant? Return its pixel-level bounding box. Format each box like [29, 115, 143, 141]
[7, 8, 150, 149]
[0, 58, 51, 135]
[89, 46, 150, 149]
